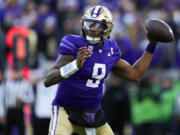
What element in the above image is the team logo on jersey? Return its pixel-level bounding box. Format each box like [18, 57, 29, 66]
[107, 52, 111, 56]
[99, 49, 102, 53]
[107, 48, 114, 56]
[111, 48, 114, 54]
[88, 45, 93, 51]
[84, 113, 95, 123]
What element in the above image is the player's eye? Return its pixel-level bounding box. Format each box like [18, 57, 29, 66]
[84, 21, 100, 29]
[84, 21, 107, 31]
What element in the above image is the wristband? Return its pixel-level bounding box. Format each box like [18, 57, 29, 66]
[60, 59, 79, 78]
[145, 44, 156, 54]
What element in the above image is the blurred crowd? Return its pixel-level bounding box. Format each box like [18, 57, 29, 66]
[0, 0, 180, 135]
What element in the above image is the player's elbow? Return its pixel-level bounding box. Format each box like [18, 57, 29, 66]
[43, 74, 61, 87]
[131, 74, 141, 83]
[43, 79, 50, 87]
[133, 77, 141, 83]
[43, 75, 52, 87]
[125, 75, 141, 83]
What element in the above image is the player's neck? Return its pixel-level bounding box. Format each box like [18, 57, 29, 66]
[97, 42, 104, 48]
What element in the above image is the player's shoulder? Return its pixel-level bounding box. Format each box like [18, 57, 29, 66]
[105, 38, 122, 56]
[60, 34, 87, 48]
[59, 34, 85, 55]
[61, 34, 84, 43]
[105, 38, 120, 49]
[62, 34, 82, 40]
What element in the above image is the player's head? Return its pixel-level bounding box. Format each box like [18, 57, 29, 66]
[81, 5, 114, 45]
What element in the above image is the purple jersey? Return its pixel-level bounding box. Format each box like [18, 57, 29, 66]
[52, 35, 121, 109]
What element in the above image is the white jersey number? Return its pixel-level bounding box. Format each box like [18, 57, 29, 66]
[86, 63, 106, 88]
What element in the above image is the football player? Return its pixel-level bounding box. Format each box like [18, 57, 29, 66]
[44, 5, 158, 135]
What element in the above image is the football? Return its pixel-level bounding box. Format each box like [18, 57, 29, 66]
[145, 18, 174, 42]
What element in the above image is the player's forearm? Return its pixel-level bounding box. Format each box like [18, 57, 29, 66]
[132, 51, 153, 81]
[44, 59, 79, 87]
[44, 70, 64, 87]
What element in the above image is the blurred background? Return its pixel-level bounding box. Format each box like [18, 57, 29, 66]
[0, 0, 180, 135]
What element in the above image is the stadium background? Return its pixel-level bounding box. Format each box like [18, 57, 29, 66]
[0, 0, 180, 135]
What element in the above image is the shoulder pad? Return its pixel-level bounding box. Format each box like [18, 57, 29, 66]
[58, 35, 79, 55]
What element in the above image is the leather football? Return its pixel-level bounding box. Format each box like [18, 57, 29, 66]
[145, 18, 174, 42]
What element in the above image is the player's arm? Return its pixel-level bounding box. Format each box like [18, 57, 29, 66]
[112, 33, 157, 82]
[112, 51, 154, 82]
[44, 47, 92, 87]
[43, 54, 74, 87]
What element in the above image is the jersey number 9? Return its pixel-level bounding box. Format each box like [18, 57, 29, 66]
[86, 63, 106, 88]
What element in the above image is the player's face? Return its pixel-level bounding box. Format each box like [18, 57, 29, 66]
[84, 21, 107, 37]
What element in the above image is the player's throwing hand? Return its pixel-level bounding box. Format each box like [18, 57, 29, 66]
[76, 47, 93, 68]
[146, 32, 158, 46]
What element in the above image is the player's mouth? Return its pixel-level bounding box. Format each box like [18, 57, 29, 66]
[87, 31, 100, 37]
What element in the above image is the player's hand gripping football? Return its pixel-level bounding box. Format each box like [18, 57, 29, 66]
[76, 47, 93, 68]
[146, 32, 158, 46]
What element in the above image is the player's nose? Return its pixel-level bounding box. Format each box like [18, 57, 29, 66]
[90, 25, 96, 31]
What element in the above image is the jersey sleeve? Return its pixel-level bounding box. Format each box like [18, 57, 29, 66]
[58, 35, 77, 55]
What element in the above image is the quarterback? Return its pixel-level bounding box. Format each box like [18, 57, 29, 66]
[44, 5, 158, 135]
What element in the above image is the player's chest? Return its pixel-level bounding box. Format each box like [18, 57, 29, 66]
[86, 45, 115, 63]
[79, 45, 116, 78]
